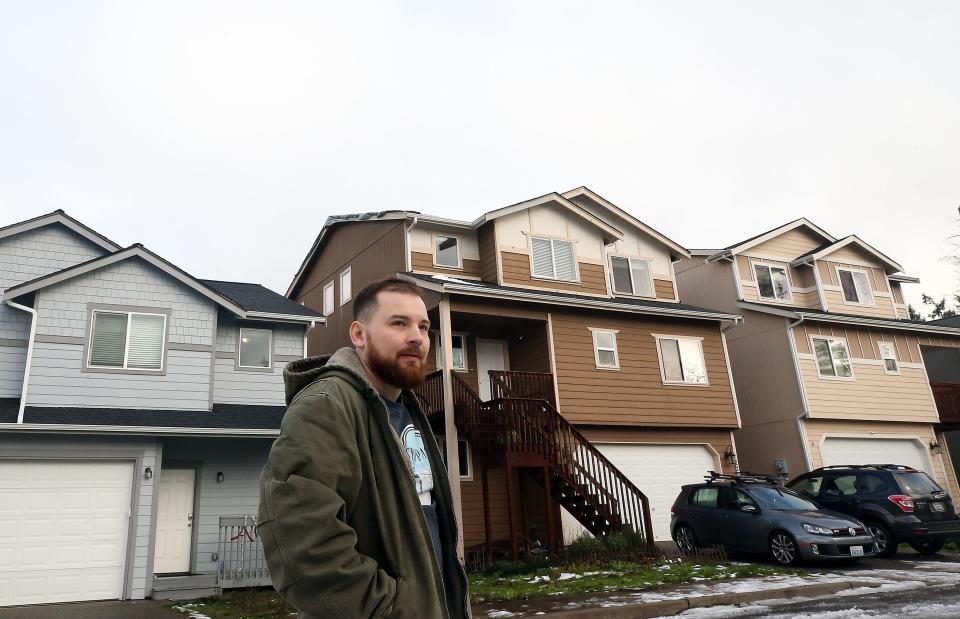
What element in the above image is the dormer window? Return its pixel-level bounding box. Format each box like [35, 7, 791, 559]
[531, 237, 577, 282]
[435, 235, 461, 268]
[753, 264, 791, 301]
[838, 268, 875, 305]
[610, 256, 654, 297]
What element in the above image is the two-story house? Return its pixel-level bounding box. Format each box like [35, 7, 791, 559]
[0, 211, 323, 607]
[285, 187, 743, 559]
[675, 218, 960, 501]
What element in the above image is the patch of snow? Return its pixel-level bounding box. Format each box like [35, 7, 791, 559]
[557, 573, 579, 581]
[487, 610, 517, 618]
[527, 575, 549, 583]
[172, 606, 214, 619]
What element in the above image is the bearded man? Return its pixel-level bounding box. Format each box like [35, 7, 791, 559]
[258, 277, 471, 619]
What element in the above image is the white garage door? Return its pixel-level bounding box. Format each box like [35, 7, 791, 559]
[561, 444, 717, 542]
[820, 437, 932, 474]
[0, 460, 133, 607]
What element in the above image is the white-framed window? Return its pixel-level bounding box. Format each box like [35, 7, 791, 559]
[753, 263, 792, 301]
[437, 436, 473, 480]
[436, 332, 468, 371]
[530, 237, 577, 282]
[239, 328, 272, 369]
[589, 328, 620, 369]
[339, 267, 352, 305]
[323, 281, 335, 316]
[434, 234, 461, 269]
[837, 268, 875, 305]
[655, 335, 708, 385]
[610, 256, 654, 297]
[878, 341, 899, 375]
[88, 310, 167, 371]
[811, 336, 854, 379]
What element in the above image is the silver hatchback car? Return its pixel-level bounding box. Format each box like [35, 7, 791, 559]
[670, 473, 877, 565]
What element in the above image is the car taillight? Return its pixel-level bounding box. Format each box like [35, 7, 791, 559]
[888, 495, 915, 513]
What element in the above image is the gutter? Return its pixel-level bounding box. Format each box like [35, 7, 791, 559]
[4, 300, 37, 424]
[245, 311, 325, 324]
[0, 422, 281, 437]
[785, 315, 815, 471]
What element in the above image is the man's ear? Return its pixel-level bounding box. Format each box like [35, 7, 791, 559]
[349, 320, 365, 349]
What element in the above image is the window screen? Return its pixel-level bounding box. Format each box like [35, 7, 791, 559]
[611, 256, 654, 296]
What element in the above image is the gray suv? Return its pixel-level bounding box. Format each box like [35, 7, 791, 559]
[670, 472, 877, 565]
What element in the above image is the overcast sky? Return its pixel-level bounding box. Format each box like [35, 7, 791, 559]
[2, 1, 958, 311]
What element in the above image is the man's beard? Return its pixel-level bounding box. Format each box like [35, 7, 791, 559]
[365, 340, 427, 390]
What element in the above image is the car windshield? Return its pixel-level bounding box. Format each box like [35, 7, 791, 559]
[749, 486, 819, 511]
[895, 472, 943, 495]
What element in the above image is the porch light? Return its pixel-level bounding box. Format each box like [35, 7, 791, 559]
[144, 467, 153, 480]
[216, 471, 224, 483]
[724, 447, 738, 465]
[930, 440, 942, 455]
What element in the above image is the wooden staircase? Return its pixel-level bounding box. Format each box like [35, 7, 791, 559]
[414, 370, 653, 553]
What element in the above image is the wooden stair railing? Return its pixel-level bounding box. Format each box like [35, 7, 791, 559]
[489, 370, 556, 407]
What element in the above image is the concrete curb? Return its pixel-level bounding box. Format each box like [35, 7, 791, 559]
[494, 580, 878, 618]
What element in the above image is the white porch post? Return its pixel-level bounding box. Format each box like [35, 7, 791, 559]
[438, 295, 465, 561]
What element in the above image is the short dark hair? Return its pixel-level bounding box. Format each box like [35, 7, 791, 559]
[353, 276, 424, 322]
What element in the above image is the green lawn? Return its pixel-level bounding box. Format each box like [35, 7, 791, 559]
[170, 561, 803, 618]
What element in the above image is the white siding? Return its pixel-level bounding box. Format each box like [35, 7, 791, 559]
[27, 343, 211, 410]
[0, 433, 160, 601]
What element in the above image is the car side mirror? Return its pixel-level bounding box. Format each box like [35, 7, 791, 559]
[740, 504, 759, 514]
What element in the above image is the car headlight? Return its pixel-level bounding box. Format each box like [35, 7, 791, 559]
[802, 523, 834, 535]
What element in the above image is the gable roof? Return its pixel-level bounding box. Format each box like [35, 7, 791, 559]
[201, 280, 323, 319]
[707, 218, 836, 261]
[790, 235, 904, 272]
[472, 192, 624, 240]
[561, 186, 691, 258]
[0, 209, 122, 252]
[3, 245, 324, 323]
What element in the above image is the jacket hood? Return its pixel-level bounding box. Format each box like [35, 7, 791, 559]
[283, 347, 376, 405]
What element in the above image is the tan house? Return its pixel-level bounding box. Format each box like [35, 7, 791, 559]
[675, 218, 960, 500]
[285, 187, 743, 558]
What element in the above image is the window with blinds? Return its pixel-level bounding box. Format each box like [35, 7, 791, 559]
[530, 237, 577, 281]
[88, 310, 166, 370]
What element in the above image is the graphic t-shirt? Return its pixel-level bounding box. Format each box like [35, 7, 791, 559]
[381, 396, 443, 571]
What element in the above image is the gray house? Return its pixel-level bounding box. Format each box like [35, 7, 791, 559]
[0, 211, 323, 607]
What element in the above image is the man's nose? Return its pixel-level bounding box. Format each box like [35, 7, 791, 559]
[406, 326, 425, 346]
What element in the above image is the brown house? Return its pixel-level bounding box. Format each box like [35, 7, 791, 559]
[676, 218, 960, 501]
[285, 187, 742, 557]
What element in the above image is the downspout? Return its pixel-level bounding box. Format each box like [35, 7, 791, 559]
[786, 315, 814, 471]
[303, 319, 317, 358]
[5, 300, 37, 424]
[405, 216, 419, 273]
[720, 318, 744, 472]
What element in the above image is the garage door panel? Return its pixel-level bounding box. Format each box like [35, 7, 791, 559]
[0, 460, 133, 607]
[821, 438, 931, 473]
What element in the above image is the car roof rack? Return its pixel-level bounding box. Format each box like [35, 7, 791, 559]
[704, 470, 780, 485]
[811, 464, 918, 472]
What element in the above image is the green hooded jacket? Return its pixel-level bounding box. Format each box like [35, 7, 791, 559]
[257, 347, 471, 619]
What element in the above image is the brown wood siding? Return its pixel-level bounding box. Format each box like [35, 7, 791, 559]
[501, 251, 607, 295]
[674, 256, 740, 315]
[295, 221, 406, 356]
[550, 311, 738, 427]
[410, 251, 482, 278]
[654, 278, 676, 301]
[508, 323, 551, 373]
[477, 222, 499, 283]
[892, 282, 905, 304]
[460, 465, 550, 549]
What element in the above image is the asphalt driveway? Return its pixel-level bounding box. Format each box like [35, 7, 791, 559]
[0, 599, 182, 619]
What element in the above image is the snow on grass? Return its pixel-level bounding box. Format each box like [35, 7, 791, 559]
[172, 605, 215, 619]
[486, 611, 517, 618]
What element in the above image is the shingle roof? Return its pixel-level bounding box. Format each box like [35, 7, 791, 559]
[201, 280, 323, 317]
[406, 273, 739, 320]
[8, 403, 286, 430]
[741, 301, 960, 334]
[928, 315, 960, 328]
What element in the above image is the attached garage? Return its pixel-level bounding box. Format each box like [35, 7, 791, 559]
[561, 443, 718, 542]
[0, 460, 134, 607]
[820, 437, 932, 474]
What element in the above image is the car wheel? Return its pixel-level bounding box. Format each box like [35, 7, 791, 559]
[674, 524, 699, 554]
[909, 539, 944, 555]
[769, 531, 800, 566]
[867, 521, 897, 558]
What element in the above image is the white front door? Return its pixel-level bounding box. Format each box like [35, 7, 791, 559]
[154, 468, 195, 574]
[0, 460, 133, 607]
[476, 339, 509, 401]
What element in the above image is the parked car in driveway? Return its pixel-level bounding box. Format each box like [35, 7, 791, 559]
[671, 472, 877, 565]
[787, 464, 960, 557]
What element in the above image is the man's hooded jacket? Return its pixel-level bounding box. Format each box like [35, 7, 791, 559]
[258, 347, 471, 618]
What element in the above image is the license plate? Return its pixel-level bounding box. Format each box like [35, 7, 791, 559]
[932, 502, 946, 512]
[850, 546, 864, 557]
